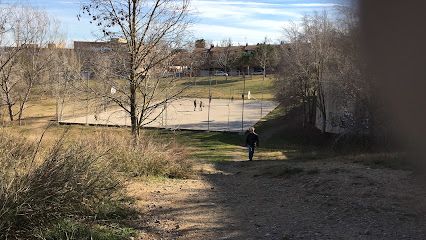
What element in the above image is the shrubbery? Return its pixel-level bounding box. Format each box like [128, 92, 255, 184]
[0, 132, 120, 239]
[83, 130, 193, 179]
[0, 128, 192, 238]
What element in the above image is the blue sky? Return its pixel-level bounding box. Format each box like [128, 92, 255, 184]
[3, 0, 346, 47]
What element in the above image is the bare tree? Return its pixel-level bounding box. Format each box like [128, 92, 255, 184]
[301, 12, 337, 133]
[275, 12, 337, 133]
[274, 39, 316, 125]
[218, 38, 233, 79]
[0, 2, 23, 72]
[0, 4, 62, 124]
[254, 37, 277, 115]
[275, 5, 386, 144]
[0, 2, 25, 119]
[51, 48, 84, 122]
[79, 0, 193, 137]
[331, 4, 387, 144]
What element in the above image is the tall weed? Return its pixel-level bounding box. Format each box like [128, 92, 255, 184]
[80, 130, 193, 179]
[0, 127, 193, 238]
[0, 132, 121, 239]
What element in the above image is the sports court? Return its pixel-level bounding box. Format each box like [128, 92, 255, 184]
[60, 98, 279, 133]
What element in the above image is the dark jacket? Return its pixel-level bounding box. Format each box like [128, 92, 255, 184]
[246, 133, 259, 147]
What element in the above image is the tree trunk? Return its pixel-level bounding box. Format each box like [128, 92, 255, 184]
[310, 96, 317, 124]
[302, 97, 307, 127]
[322, 113, 326, 133]
[319, 98, 327, 133]
[130, 82, 138, 137]
[18, 80, 33, 126]
[7, 103, 13, 121]
[130, 1, 139, 139]
[5, 91, 14, 121]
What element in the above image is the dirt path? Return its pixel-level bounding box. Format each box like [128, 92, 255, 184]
[128, 153, 426, 239]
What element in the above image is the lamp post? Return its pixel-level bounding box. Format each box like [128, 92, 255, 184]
[208, 75, 211, 131]
[261, 69, 265, 118]
[85, 71, 89, 126]
[56, 66, 60, 125]
[241, 68, 246, 133]
[165, 76, 168, 129]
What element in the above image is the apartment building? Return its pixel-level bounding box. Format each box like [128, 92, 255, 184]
[191, 40, 271, 77]
[74, 38, 128, 78]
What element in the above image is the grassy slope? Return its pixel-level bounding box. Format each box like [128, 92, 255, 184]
[0, 73, 275, 162]
[152, 105, 331, 164]
[3, 73, 408, 168]
[1, 73, 416, 238]
[178, 75, 275, 100]
[156, 104, 414, 174]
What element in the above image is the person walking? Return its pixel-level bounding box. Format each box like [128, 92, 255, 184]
[245, 127, 259, 161]
[199, 100, 203, 111]
[194, 99, 197, 111]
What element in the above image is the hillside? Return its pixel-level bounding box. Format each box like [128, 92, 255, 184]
[128, 106, 426, 239]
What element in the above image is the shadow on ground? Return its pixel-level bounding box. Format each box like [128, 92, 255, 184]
[136, 105, 426, 239]
[184, 158, 426, 239]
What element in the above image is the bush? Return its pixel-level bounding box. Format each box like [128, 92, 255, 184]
[82, 130, 194, 179]
[0, 128, 193, 238]
[0, 132, 121, 239]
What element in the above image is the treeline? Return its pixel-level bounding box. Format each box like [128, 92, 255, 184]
[0, 2, 87, 124]
[272, 5, 390, 147]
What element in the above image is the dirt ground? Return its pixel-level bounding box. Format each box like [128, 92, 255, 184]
[127, 148, 426, 240]
[60, 98, 279, 133]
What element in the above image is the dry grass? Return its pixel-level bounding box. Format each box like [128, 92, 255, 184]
[0, 130, 121, 239]
[0, 125, 193, 238]
[256, 151, 290, 160]
[85, 130, 194, 179]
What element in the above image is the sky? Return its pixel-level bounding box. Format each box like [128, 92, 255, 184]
[3, 0, 347, 47]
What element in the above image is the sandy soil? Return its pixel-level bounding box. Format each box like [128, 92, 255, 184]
[126, 148, 426, 240]
[60, 98, 279, 133]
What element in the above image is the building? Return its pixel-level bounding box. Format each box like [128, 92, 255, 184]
[190, 41, 275, 77]
[74, 38, 128, 78]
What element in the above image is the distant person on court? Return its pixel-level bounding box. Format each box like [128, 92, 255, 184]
[194, 99, 197, 111]
[245, 127, 259, 161]
[199, 101, 203, 111]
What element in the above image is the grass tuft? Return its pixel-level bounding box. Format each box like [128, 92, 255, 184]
[35, 219, 137, 240]
[0, 131, 122, 239]
[93, 131, 194, 179]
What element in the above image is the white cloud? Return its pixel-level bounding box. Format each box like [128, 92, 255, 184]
[289, 3, 341, 7]
[193, 1, 282, 7]
[192, 0, 304, 20]
[37, 0, 341, 44]
[190, 23, 282, 44]
[193, 4, 248, 20]
[190, 0, 308, 43]
[242, 19, 295, 32]
[253, 8, 303, 18]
